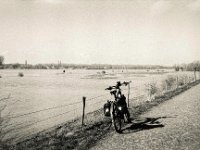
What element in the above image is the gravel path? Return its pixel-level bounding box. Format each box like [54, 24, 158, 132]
[90, 84, 200, 150]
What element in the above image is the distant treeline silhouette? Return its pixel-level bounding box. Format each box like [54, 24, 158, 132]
[1, 62, 200, 71]
[1, 63, 172, 70]
[174, 61, 200, 72]
[0, 54, 199, 71]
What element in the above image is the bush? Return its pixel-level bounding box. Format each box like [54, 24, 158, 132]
[102, 70, 106, 74]
[18, 72, 24, 77]
[177, 76, 185, 86]
[161, 75, 176, 91]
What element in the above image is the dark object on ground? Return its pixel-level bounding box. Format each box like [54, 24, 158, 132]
[18, 72, 24, 77]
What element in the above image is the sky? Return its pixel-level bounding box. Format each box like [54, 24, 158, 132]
[0, 0, 200, 66]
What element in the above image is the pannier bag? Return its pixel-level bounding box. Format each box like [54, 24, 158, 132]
[104, 101, 111, 117]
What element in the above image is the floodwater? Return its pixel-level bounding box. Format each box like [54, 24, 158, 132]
[0, 69, 184, 141]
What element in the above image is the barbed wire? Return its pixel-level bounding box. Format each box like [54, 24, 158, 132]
[5, 106, 81, 128]
[8, 91, 127, 119]
[86, 93, 110, 101]
[9, 100, 82, 119]
[4, 87, 148, 143]
[131, 95, 146, 100]
[6, 84, 141, 120]
[4, 83, 142, 131]
[8, 107, 80, 133]
[121, 86, 138, 91]
[88, 98, 106, 106]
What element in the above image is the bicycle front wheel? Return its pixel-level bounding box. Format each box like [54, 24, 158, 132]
[113, 110, 123, 133]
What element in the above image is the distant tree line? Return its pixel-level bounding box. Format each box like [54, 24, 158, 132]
[0, 55, 173, 70]
[0, 55, 4, 69]
[174, 61, 200, 81]
[1, 55, 199, 71]
[174, 61, 200, 72]
[1, 63, 172, 70]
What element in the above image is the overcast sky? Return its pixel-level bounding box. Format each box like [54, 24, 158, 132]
[0, 0, 200, 66]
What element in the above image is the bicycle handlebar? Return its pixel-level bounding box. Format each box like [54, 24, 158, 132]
[123, 81, 132, 86]
[105, 81, 131, 90]
[105, 86, 116, 91]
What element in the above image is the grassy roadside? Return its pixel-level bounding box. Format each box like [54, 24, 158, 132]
[6, 79, 200, 150]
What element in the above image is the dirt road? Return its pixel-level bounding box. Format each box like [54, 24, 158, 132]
[91, 84, 200, 150]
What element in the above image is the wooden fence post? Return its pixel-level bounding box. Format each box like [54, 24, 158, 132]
[198, 71, 200, 80]
[194, 70, 196, 81]
[82, 96, 86, 126]
[184, 76, 186, 85]
[127, 83, 130, 107]
[176, 76, 179, 89]
[148, 83, 152, 101]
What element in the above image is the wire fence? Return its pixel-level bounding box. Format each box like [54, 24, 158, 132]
[9, 100, 83, 119]
[0, 82, 152, 130]
[7, 107, 80, 133]
[2, 83, 140, 135]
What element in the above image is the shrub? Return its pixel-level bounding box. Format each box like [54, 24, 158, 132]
[177, 76, 185, 87]
[161, 75, 176, 91]
[102, 70, 106, 74]
[18, 72, 24, 77]
[177, 74, 194, 87]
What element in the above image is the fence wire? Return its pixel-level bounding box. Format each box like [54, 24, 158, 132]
[8, 107, 80, 133]
[9, 100, 82, 119]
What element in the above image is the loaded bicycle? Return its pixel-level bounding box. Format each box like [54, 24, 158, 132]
[104, 81, 131, 133]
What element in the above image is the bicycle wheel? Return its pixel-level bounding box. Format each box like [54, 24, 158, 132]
[113, 108, 122, 133]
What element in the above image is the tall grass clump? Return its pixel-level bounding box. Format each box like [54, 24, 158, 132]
[146, 82, 159, 101]
[176, 74, 194, 87]
[145, 73, 196, 102]
[161, 75, 177, 91]
[177, 75, 186, 87]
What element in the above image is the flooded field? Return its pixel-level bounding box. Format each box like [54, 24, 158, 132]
[0, 69, 190, 141]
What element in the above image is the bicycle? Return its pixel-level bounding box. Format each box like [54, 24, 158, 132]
[104, 81, 131, 133]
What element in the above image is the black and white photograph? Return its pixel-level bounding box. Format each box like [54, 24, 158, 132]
[0, 0, 200, 149]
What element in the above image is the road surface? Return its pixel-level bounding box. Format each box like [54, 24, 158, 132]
[91, 84, 200, 150]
